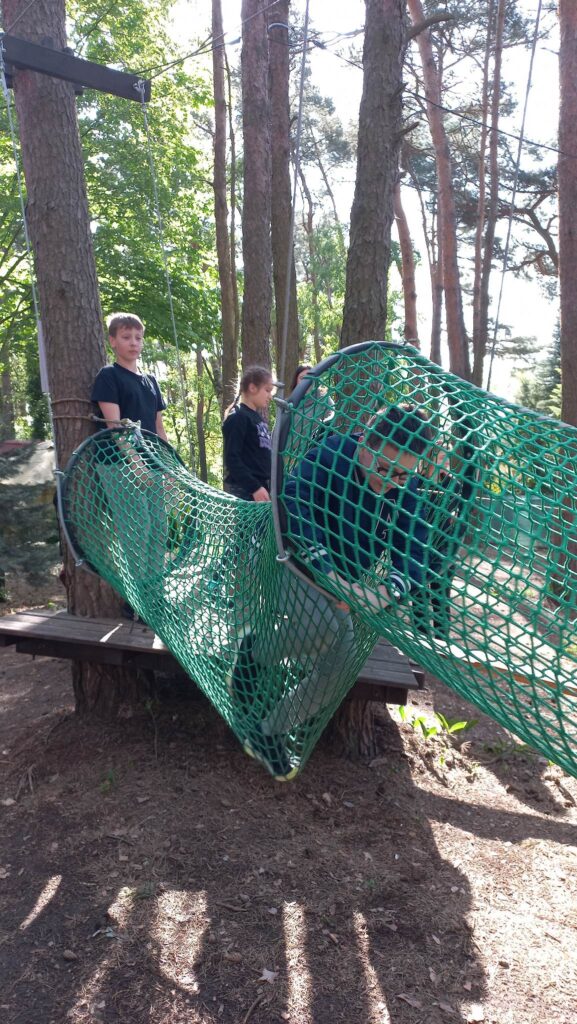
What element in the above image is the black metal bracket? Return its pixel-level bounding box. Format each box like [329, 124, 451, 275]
[1, 33, 151, 102]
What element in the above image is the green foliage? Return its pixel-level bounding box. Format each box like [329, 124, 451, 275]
[516, 326, 561, 417]
[1, 0, 221, 452]
[398, 705, 478, 744]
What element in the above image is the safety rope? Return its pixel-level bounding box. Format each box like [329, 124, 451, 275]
[486, 0, 543, 390]
[135, 79, 196, 470]
[276, 0, 310, 392]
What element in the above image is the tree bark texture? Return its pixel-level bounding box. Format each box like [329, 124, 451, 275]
[393, 181, 418, 343]
[212, 0, 238, 413]
[2, 0, 135, 716]
[195, 347, 208, 482]
[268, 4, 300, 387]
[407, 0, 470, 379]
[240, 0, 272, 369]
[327, 700, 388, 759]
[559, 0, 577, 427]
[0, 334, 15, 439]
[341, 0, 406, 346]
[471, 0, 493, 387]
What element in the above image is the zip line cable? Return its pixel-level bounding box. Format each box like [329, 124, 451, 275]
[135, 80, 196, 471]
[138, 0, 285, 80]
[486, 0, 543, 391]
[278, 0, 311, 391]
[321, 41, 569, 162]
[2, 0, 39, 35]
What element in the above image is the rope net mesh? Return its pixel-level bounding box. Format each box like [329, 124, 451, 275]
[62, 342, 577, 780]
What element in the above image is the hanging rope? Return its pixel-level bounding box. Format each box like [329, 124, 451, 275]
[277, 0, 311, 392]
[485, 0, 543, 391]
[135, 79, 196, 469]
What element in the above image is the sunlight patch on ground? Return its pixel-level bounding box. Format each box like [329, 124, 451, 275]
[153, 889, 208, 994]
[19, 874, 62, 931]
[283, 901, 312, 1021]
[353, 910, 392, 1023]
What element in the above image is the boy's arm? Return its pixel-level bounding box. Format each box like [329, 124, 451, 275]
[283, 446, 333, 573]
[98, 401, 122, 429]
[390, 480, 429, 591]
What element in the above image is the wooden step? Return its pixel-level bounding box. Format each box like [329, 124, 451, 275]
[0, 610, 424, 705]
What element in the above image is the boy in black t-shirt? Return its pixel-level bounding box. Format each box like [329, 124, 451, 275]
[92, 313, 167, 436]
[91, 313, 169, 600]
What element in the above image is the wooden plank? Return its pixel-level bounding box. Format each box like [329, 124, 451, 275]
[15, 639, 124, 665]
[3, 34, 151, 102]
[0, 612, 423, 702]
[0, 611, 158, 651]
[347, 682, 409, 705]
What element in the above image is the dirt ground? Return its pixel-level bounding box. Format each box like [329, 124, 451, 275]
[1, 574, 576, 1024]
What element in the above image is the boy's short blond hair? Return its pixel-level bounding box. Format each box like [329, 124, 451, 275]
[107, 312, 145, 337]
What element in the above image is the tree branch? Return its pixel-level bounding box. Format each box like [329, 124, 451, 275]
[407, 13, 456, 42]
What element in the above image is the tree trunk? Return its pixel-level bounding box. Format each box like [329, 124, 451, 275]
[196, 347, 208, 482]
[556, 1, 577, 614]
[212, 0, 238, 414]
[472, 0, 503, 388]
[393, 181, 418, 344]
[407, 0, 470, 379]
[0, 333, 15, 440]
[559, 0, 577, 427]
[225, 50, 241, 368]
[341, 0, 406, 346]
[2, 0, 135, 717]
[268, 5, 300, 387]
[328, 700, 387, 759]
[240, 0, 272, 368]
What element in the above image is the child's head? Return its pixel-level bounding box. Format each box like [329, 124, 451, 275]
[358, 404, 433, 494]
[290, 364, 313, 391]
[107, 313, 144, 362]
[108, 313, 144, 338]
[239, 365, 277, 412]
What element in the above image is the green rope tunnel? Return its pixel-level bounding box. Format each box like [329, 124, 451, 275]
[61, 342, 577, 780]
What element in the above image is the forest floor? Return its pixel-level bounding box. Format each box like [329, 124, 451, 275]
[0, 571, 576, 1024]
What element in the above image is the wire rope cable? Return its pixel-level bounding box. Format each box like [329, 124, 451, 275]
[277, 0, 311, 391]
[486, 0, 543, 390]
[135, 80, 196, 470]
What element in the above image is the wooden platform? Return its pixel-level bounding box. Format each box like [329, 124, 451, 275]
[0, 610, 424, 705]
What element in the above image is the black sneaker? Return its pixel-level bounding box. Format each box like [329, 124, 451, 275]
[244, 722, 298, 782]
[227, 634, 260, 710]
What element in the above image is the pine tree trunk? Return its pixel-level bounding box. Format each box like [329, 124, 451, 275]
[559, 0, 577, 427]
[2, 0, 136, 717]
[556, 1, 577, 613]
[196, 348, 208, 482]
[407, 0, 470, 379]
[212, 0, 238, 413]
[0, 334, 15, 440]
[240, 0, 272, 368]
[341, 0, 406, 345]
[328, 700, 387, 759]
[393, 181, 418, 343]
[268, 5, 300, 386]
